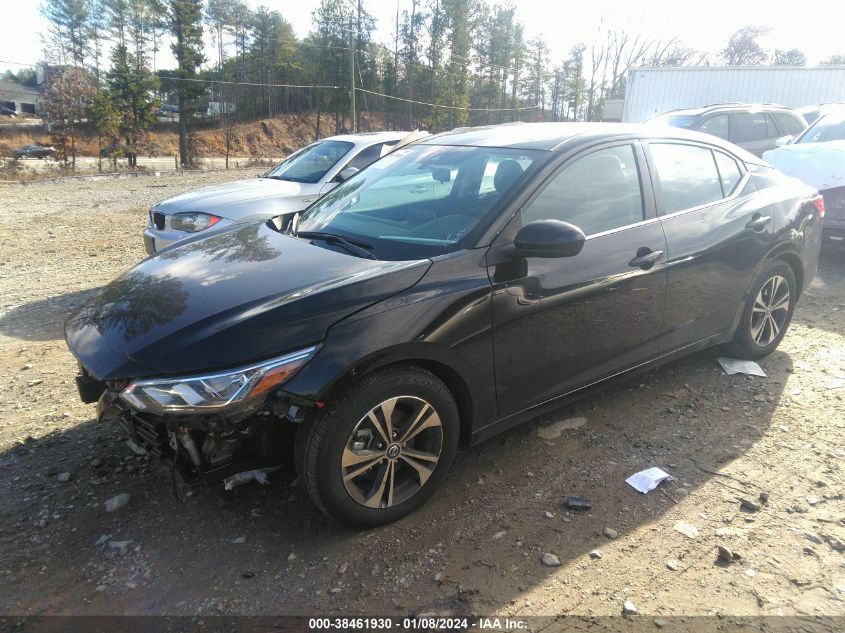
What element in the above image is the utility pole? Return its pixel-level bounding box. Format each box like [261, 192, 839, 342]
[349, 16, 356, 133]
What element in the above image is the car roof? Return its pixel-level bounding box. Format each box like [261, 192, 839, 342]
[654, 104, 798, 118]
[323, 131, 410, 144]
[417, 121, 767, 165]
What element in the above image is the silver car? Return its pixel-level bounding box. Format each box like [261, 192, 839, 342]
[143, 131, 410, 254]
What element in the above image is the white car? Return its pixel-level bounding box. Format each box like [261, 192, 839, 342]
[764, 106, 845, 247]
[143, 131, 413, 254]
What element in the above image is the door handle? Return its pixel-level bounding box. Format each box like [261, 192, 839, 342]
[629, 249, 664, 268]
[409, 186, 428, 194]
[746, 214, 771, 231]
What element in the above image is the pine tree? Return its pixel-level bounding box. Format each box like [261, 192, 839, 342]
[167, 0, 206, 166]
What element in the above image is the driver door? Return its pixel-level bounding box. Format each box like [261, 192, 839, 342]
[488, 142, 669, 417]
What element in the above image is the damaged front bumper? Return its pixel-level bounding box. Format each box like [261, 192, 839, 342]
[94, 385, 309, 487]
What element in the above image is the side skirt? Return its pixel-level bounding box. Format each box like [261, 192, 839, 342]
[468, 333, 724, 446]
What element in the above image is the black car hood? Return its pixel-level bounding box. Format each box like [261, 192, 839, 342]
[65, 222, 429, 380]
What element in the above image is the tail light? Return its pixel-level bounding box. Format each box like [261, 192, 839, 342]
[813, 195, 825, 218]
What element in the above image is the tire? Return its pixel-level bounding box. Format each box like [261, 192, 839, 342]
[294, 365, 460, 527]
[729, 261, 797, 360]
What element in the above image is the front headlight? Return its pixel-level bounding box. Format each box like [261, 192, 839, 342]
[120, 347, 316, 415]
[170, 212, 223, 233]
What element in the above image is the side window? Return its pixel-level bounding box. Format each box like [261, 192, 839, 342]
[713, 151, 742, 196]
[734, 113, 769, 142]
[650, 143, 723, 213]
[698, 114, 730, 140]
[343, 143, 388, 172]
[771, 112, 804, 136]
[522, 145, 644, 236]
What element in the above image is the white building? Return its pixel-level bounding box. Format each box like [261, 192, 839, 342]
[622, 65, 845, 123]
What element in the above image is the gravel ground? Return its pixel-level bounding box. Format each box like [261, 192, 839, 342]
[0, 172, 844, 619]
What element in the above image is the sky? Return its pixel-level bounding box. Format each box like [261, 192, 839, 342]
[2, 0, 844, 77]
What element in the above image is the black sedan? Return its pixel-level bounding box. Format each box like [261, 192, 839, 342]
[14, 144, 54, 159]
[65, 123, 823, 526]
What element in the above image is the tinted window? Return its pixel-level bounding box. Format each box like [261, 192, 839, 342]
[523, 145, 643, 236]
[797, 111, 845, 143]
[713, 151, 742, 196]
[649, 114, 698, 129]
[771, 112, 805, 136]
[343, 142, 392, 172]
[650, 143, 723, 213]
[264, 140, 354, 183]
[698, 115, 730, 140]
[734, 113, 769, 142]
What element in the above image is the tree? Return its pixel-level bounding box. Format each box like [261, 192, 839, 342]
[87, 88, 120, 171]
[820, 54, 845, 65]
[41, 0, 91, 66]
[722, 25, 769, 65]
[167, 0, 206, 166]
[107, 43, 159, 167]
[773, 49, 806, 66]
[42, 67, 96, 169]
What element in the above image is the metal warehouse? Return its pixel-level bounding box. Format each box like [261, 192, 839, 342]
[622, 65, 845, 123]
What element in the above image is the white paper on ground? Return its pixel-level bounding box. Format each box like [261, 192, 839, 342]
[626, 467, 675, 494]
[717, 357, 767, 377]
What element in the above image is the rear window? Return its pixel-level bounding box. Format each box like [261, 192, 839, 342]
[771, 112, 805, 136]
[650, 143, 724, 213]
[734, 113, 769, 143]
[797, 112, 845, 144]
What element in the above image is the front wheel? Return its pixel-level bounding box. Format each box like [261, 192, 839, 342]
[295, 365, 460, 526]
[729, 261, 797, 360]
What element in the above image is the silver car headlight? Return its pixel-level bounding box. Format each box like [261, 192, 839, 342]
[170, 212, 223, 232]
[120, 347, 316, 415]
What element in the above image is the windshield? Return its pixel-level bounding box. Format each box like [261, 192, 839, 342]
[263, 140, 353, 183]
[648, 114, 698, 129]
[796, 111, 845, 144]
[295, 144, 543, 260]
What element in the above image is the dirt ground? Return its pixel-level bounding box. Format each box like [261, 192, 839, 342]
[0, 172, 844, 620]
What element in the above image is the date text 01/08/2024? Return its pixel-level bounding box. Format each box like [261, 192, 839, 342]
[306, 617, 528, 630]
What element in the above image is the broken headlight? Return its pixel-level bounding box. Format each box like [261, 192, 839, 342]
[120, 347, 316, 415]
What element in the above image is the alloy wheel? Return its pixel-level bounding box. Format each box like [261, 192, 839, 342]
[750, 274, 790, 347]
[341, 396, 443, 509]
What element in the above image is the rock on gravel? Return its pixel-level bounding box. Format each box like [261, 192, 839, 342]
[56, 472, 73, 482]
[603, 527, 618, 540]
[622, 600, 638, 615]
[541, 553, 561, 567]
[673, 520, 699, 539]
[104, 493, 130, 512]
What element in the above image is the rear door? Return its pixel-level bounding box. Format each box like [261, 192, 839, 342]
[646, 141, 774, 352]
[489, 142, 669, 417]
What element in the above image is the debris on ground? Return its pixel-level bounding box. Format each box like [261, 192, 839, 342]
[564, 496, 592, 510]
[223, 468, 274, 491]
[541, 553, 561, 567]
[56, 472, 72, 482]
[625, 467, 675, 493]
[716, 544, 741, 563]
[673, 521, 700, 539]
[536, 416, 586, 440]
[104, 493, 131, 513]
[740, 498, 761, 512]
[603, 527, 618, 540]
[622, 600, 638, 615]
[717, 357, 767, 377]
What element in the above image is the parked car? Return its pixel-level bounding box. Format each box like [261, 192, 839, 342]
[66, 122, 823, 526]
[0, 105, 16, 117]
[795, 103, 845, 126]
[14, 144, 54, 159]
[142, 131, 412, 254]
[763, 106, 845, 248]
[646, 104, 807, 157]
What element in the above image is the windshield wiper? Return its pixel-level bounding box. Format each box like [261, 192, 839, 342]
[294, 231, 377, 260]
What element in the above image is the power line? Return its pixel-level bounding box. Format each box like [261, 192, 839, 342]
[355, 87, 539, 112]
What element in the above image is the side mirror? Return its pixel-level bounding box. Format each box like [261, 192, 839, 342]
[775, 135, 794, 147]
[513, 219, 586, 258]
[335, 166, 359, 182]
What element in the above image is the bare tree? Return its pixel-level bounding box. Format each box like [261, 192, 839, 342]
[43, 67, 96, 170]
[722, 25, 770, 65]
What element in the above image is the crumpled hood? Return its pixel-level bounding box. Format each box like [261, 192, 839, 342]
[763, 141, 845, 191]
[152, 178, 322, 220]
[65, 222, 429, 380]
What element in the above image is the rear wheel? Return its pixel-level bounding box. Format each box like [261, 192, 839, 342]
[295, 365, 459, 526]
[729, 261, 796, 360]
